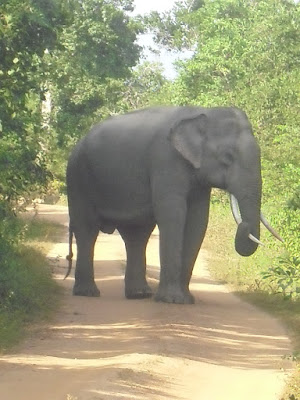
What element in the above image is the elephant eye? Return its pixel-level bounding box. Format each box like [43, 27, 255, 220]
[220, 151, 234, 166]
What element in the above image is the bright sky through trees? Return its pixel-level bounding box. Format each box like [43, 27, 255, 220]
[132, 0, 177, 14]
[132, 0, 189, 78]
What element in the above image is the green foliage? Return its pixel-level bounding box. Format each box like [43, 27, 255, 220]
[1, 0, 143, 207]
[0, 245, 55, 315]
[112, 62, 168, 113]
[0, 218, 61, 351]
[0, 1, 68, 303]
[262, 255, 300, 299]
[0, 0, 67, 213]
[143, 0, 205, 51]
[48, 0, 142, 147]
[0, 1, 66, 344]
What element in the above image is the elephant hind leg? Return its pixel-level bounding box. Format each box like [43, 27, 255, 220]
[73, 225, 100, 297]
[118, 224, 155, 299]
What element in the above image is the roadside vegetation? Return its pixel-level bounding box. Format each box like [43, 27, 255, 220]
[0, 0, 299, 395]
[0, 217, 64, 352]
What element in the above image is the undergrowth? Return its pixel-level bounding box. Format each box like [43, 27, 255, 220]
[0, 217, 64, 352]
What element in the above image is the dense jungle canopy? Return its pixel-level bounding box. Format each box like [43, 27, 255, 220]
[0, 0, 299, 292]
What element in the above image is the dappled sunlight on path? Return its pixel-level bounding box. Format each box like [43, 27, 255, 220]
[0, 204, 293, 400]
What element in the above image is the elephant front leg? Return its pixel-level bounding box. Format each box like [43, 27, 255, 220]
[154, 197, 192, 304]
[181, 188, 211, 303]
[73, 227, 100, 297]
[118, 224, 155, 299]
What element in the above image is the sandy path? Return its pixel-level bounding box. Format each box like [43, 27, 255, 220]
[0, 204, 293, 400]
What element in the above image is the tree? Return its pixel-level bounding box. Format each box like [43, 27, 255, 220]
[48, 0, 142, 147]
[0, 0, 142, 235]
[143, 0, 205, 51]
[1, 0, 143, 208]
[0, 0, 66, 213]
[112, 61, 167, 112]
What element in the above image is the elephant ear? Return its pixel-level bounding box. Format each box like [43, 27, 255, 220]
[169, 113, 208, 169]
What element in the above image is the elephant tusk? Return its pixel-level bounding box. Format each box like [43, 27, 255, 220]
[260, 213, 284, 243]
[230, 194, 264, 246]
[248, 233, 265, 246]
[230, 194, 283, 245]
[230, 194, 242, 224]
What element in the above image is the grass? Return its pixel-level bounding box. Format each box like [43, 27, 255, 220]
[203, 196, 300, 400]
[0, 217, 64, 352]
[23, 214, 64, 253]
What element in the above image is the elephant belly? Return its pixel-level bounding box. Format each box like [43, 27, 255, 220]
[93, 180, 154, 228]
[96, 203, 155, 232]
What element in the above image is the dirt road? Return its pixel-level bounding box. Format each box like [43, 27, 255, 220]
[0, 204, 293, 400]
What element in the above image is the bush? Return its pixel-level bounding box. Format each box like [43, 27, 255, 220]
[0, 217, 61, 351]
[262, 255, 300, 299]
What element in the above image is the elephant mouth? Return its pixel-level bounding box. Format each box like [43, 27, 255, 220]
[230, 194, 283, 252]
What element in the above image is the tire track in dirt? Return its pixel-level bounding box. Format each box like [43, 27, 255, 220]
[0, 204, 293, 400]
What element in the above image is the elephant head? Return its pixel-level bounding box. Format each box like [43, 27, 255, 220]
[169, 107, 281, 256]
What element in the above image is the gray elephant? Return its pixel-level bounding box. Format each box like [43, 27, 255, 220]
[66, 106, 281, 304]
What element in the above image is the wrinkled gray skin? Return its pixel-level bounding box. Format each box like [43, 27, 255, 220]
[67, 106, 262, 304]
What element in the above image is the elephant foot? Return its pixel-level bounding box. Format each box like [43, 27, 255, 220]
[125, 283, 153, 300]
[73, 281, 100, 297]
[154, 285, 194, 304]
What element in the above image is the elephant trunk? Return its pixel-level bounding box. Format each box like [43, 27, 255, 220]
[232, 186, 262, 257]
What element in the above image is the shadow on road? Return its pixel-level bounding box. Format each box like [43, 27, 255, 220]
[0, 204, 291, 400]
[41, 260, 289, 371]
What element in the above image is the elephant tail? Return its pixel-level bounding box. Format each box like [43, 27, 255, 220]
[64, 226, 74, 279]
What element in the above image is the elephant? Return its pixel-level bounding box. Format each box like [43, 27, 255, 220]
[65, 106, 281, 304]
